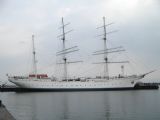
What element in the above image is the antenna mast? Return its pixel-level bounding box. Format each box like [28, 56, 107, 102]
[121, 65, 124, 76]
[32, 35, 37, 77]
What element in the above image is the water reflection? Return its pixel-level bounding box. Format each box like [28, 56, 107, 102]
[60, 93, 70, 120]
[0, 92, 126, 120]
[1, 90, 160, 120]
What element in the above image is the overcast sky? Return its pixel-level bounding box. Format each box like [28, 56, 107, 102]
[0, 0, 160, 82]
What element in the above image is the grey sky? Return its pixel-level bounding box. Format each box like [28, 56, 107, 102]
[0, 0, 160, 82]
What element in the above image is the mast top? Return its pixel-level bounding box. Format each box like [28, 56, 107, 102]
[31, 34, 37, 76]
[103, 17, 107, 41]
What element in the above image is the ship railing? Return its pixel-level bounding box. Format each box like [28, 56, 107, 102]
[109, 75, 138, 79]
[92, 75, 139, 80]
[59, 77, 88, 82]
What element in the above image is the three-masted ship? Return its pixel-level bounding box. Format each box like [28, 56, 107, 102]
[8, 17, 152, 91]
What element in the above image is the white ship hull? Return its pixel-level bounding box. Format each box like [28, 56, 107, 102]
[8, 76, 143, 91]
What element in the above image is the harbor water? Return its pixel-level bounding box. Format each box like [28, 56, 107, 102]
[0, 90, 160, 120]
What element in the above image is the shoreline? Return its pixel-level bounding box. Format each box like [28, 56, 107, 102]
[0, 100, 16, 120]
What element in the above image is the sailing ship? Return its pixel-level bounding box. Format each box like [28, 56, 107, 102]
[8, 17, 153, 91]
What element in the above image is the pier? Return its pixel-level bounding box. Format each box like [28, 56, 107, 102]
[134, 83, 159, 90]
[0, 100, 16, 120]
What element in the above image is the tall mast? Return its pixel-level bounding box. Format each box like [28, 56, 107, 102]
[61, 17, 67, 80]
[94, 17, 128, 79]
[57, 18, 81, 81]
[32, 35, 37, 77]
[103, 17, 109, 79]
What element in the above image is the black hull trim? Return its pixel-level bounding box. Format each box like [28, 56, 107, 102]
[1, 83, 158, 92]
[21, 87, 135, 92]
[1, 87, 134, 92]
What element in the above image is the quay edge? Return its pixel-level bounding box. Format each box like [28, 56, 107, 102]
[0, 100, 16, 120]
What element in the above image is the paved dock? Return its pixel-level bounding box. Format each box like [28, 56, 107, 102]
[0, 100, 16, 120]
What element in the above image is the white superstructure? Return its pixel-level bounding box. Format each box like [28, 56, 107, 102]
[8, 17, 152, 91]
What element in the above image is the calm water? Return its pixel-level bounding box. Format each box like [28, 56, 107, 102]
[0, 90, 160, 120]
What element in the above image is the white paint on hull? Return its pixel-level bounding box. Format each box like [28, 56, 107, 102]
[8, 76, 143, 89]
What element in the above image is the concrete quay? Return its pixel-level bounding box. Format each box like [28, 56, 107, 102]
[0, 100, 16, 120]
